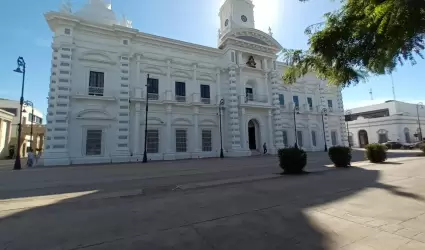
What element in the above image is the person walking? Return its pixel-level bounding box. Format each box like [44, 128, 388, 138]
[27, 148, 35, 168]
[263, 142, 267, 155]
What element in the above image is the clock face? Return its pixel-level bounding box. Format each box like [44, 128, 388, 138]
[241, 15, 247, 22]
[225, 19, 229, 27]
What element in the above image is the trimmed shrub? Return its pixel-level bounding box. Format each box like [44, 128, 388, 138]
[278, 147, 307, 174]
[328, 146, 352, 168]
[365, 143, 387, 163]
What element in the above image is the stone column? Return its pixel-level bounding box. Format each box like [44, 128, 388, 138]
[240, 108, 247, 149]
[319, 81, 330, 148]
[216, 68, 221, 103]
[133, 103, 141, 155]
[270, 70, 284, 149]
[336, 86, 348, 146]
[166, 60, 172, 101]
[267, 110, 275, 153]
[193, 106, 200, 152]
[228, 64, 241, 151]
[164, 105, 175, 160]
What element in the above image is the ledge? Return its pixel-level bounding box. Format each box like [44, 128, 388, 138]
[72, 95, 116, 101]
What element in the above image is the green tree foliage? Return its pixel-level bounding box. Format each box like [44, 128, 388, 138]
[282, 0, 425, 87]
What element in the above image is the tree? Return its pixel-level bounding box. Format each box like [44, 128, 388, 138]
[282, 0, 425, 87]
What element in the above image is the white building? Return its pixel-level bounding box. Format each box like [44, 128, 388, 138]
[0, 99, 44, 157]
[0, 108, 14, 159]
[42, 0, 347, 166]
[346, 100, 425, 147]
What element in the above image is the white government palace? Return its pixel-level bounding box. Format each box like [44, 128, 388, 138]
[42, 0, 348, 166]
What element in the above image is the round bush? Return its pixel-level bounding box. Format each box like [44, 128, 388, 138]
[328, 146, 352, 168]
[365, 143, 388, 163]
[278, 147, 307, 174]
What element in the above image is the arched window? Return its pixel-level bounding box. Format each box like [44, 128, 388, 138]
[404, 128, 411, 143]
[377, 129, 389, 143]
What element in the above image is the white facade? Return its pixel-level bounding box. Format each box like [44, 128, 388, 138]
[0, 109, 14, 159]
[346, 100, 425, 147]
[0, 99, 44, 157]
[42, 0, 347, 166]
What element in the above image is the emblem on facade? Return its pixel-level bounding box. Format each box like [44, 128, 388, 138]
[246, 56, 257, 68]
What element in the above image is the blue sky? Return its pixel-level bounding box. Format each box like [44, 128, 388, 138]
[1, 0, 424, 118]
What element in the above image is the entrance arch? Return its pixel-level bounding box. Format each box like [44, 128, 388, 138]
[358, 130, 369, 148]
[248, 119, 261, 150]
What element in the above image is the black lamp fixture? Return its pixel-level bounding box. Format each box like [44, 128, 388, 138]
[417, 102, 424, 141]
[345, 110, 352, 148]
[13, 56, 26, 170]
[219, 99, 225, 158]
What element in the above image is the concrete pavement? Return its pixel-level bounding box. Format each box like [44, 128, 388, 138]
[0, 151, 424, 249]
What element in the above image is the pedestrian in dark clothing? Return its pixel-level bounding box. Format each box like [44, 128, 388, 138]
[263, 142, 267, 154]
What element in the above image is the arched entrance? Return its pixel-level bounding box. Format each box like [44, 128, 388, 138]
[248, 119, 260, 150]
[358, 130, 369, 148]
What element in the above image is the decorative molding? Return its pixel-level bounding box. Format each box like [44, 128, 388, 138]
[143, 66, 165, 75]
[199, 119, 217, 127]
[79, 50, 116, 65]
[171, 70, 192, 79]
[172, 118, 192, 126]
[76, 109, 115, 120]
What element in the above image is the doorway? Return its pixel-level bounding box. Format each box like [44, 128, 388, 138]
[248, 119, 259, 150]
[358, 130, 369, 148]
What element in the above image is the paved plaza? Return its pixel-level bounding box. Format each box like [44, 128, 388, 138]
[0, 150, 425, 249]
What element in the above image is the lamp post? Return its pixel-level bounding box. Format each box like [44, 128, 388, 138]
[321, 108, 328, 152]
[293, 105, 300, 148]
[345, 110, 352, 147]
[13, 57, 26, 170]
[23, 100, 34, 151]
[142, 74, 150, 163]
[417, 102, 424, 141]
[219, 99, 225, 158]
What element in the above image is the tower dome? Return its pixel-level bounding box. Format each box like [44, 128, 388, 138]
[75, 0, 117, 26]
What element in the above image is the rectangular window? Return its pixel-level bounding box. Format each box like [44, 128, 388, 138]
[86, 130, 102, 156]
[282, 130, 288, 147]
[202, 130, 212, 152]
[311, 131, 317, 147]
[147, 78, 159, 100]
[293, 96, 299, 108]
[175, 82, 186, 102]
[328, 100, 333, 110]
[279, 94, 285, 106]
[246, 88, 253, 101]
[89, 71, 104, 96]
[307, 97, 313, 109]
[331, 131, 338, 146]
[297, 131, 303, 147]
[176, 129, 187, 153]
[28, 113, 34, 123]
[200, 84, 211, 104]
[147, 130, 159, 153]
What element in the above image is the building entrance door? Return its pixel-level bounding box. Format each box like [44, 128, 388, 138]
[248, 120, 256, 150]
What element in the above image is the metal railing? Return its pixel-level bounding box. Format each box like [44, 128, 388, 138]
[201, 98, 211, 104]
[88, 86, 104, 96]
[243, 94, 268, 103]
[175, 95, 186, 103]
[148, 93, 159, 101]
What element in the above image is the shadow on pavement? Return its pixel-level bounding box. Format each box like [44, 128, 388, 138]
[1, 164, 423, 249]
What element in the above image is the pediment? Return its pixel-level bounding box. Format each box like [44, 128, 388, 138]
[200, 119, 217, 127]
[172, 70, 192, 79]
[79, 50, 116, 65]
[220, 28, 283, 52]
[172, 118, 192, 126]
[143, 66, 165, 75]
[198, 73, 215, 82]
[76, 109, 114, 120]
[147, 117, 164, 125]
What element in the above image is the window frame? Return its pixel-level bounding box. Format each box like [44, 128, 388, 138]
[293, 95, 299, 108]
[85, 129, 103, 156]
[311, 130, 317, 147]
[88, 70, 105, 96]
[331, 130, 338, 146]
[279, 94, 285, 106]
[202, 129, 213, 152]
[175, 129, 188, 153]
[146, 129, 160, 153]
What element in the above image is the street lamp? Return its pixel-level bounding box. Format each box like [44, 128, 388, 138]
[321, 108, 328, 152]
[417, 102, 424, 141]
[293, 105, 300, 148]
[142, 74, 150, 163]
[13, 56, 26, 170]
[219, 99, 225, 158]
[23, 100, 34, 151]
[345, 110, 352, 148]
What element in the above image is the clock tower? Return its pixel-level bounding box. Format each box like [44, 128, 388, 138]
[219, 0, 255, 36]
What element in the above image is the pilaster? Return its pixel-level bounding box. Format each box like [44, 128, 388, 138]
[270, 70, 284, 149]
[164, 105, 175, 160]
[336, 86, 348, 146]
